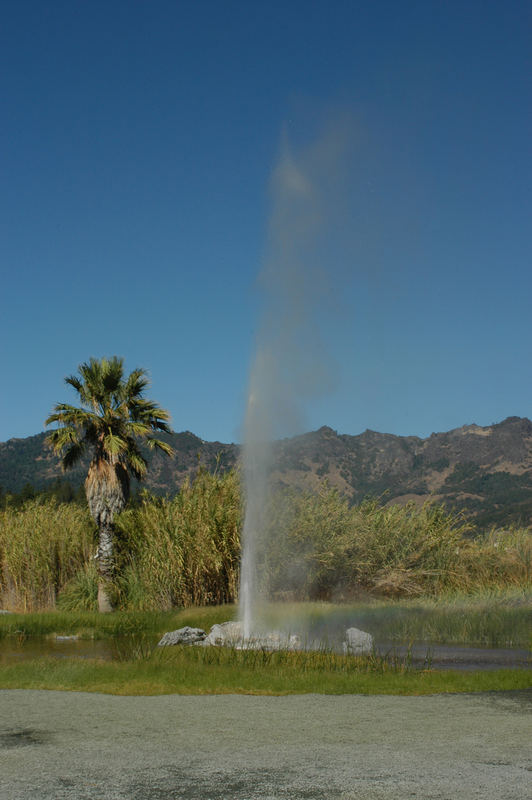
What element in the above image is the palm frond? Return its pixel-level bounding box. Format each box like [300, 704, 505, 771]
[103, 433, 128, 457]
[45, 404, 101, 429]
[123, 368, 149, 400]
[146, 437, 175, 457]
[129, 398, 172, 432]
[64, 375, 83, 394]
[78, 359, 104, 404]
[62, 442, 86, 469]
[101, 356, 124, 396]
[46, 425, 80, 453]
[127, 450, 148, 480]
[125, 420, 153, 437]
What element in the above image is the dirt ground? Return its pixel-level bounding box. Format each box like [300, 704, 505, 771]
[1, 689, 531, 799]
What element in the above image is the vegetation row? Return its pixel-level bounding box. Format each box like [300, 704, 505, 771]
[1, 468, 530, 613]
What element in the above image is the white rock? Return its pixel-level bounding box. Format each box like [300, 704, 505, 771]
[200, 622, 307, 651]
[343, 627, 374, 655]
[235, 631, 303, 651]
[203, 621, 243, 646]
[157, 626, 207, 647]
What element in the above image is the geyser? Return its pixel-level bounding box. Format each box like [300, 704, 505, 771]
[238, 119, 354, 641]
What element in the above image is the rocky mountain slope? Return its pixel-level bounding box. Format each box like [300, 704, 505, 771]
[1, 416, 531, 528]
[272, 416, 532, 527]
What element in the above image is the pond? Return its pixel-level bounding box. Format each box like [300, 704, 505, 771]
[373, 642, 531, 671]
[0, 635, 530, 671]
[0, 635, 158, 663]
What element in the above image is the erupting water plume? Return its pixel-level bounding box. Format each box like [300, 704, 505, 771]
[239, 118, 354, 639]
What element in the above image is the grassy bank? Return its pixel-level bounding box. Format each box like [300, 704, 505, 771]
[0, 606, 235, 640]
[1, 592, 530, 647]
[0, 648, 529, 695]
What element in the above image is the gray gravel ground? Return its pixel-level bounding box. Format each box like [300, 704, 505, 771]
[1, 690, 531, 799]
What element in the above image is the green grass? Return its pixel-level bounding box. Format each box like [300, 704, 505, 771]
[0, 606, 236, 640]
[0, 648, 529, 695]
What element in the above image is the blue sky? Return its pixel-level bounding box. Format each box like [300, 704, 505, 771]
[1, 0, 530, 444]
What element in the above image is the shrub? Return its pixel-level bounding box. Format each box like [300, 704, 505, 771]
[257, 491, 478, 599]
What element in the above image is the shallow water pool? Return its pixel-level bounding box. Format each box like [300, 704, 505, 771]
[0, 635, 530, 671]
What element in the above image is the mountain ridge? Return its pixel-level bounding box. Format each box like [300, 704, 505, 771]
[1, 416, 531, 528]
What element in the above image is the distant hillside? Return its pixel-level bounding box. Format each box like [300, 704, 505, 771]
[0, 430, 239, 497]
[1, 416, 532, 528]
[272, 416, 532, 528]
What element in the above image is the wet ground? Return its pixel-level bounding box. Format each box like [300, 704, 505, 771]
[374, 642, 531, 671]
[0, 636, 530, 671]
[0, 637, 117, 662]
[1, 689, 531, 799]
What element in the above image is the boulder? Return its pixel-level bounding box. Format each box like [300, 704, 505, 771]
[201, 622, 303, 650]
[157, 626, 207, 647]
[202, 621, 244, 647]
[343, 627, 374, 655]
[0, 610, 13, 614]
[235, 631, 303, 651]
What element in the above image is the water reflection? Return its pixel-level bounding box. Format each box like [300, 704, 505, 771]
[0, 636, 529, 670]
[0, 635, 158, 662]
[0, 637, 115, 661]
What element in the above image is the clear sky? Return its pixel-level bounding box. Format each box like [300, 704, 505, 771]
[1, 0, 530, 444]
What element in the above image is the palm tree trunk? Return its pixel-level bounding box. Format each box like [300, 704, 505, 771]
[86, 459, 130, 613]
[97, 521, 115, 613]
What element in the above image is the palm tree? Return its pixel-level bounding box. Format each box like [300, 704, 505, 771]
[45, 356, 174, 612]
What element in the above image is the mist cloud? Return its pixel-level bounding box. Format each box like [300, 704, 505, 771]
[240, 116, 356, 635]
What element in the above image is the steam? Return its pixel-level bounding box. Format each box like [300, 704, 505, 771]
[239, 119, 354, 637]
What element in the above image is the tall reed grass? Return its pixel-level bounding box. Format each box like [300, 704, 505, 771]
[114, 468, 241, 609]
[0, 471, 530, 612]
[0, 500, 94, 610]
[257, 488, 531, 599]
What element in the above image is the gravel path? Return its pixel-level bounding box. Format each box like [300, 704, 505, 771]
[1, 690, 531, 799]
